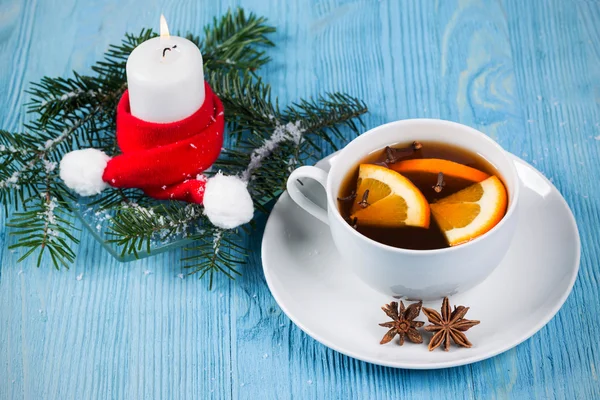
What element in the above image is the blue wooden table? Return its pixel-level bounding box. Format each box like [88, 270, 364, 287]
[1, 0, 599, 398]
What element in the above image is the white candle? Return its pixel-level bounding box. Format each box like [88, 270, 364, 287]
[126, 15, 205, 123]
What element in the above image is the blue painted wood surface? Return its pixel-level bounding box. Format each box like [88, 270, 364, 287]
[1, 0, 599, 398]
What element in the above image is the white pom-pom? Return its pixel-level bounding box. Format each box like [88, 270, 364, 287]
[203, 173, 254, 229]
[59, 149, 111, 196]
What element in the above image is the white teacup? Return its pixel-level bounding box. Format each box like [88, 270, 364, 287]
[286, 119, 519, 300]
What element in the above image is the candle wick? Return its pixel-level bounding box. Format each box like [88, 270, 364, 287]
[162, 45, 178, 58]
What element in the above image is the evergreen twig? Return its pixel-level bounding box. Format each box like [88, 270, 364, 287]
[8, 192, 79, 269]
[188, 8, 275, 72]
[107, 203, 205, 258]
[0, 8, 368, 286]
[182, 229, 247, 289]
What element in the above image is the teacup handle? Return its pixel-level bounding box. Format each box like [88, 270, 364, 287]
[286, 166, 329, 225]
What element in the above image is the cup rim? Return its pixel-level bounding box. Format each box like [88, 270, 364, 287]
[326, 118, 520, 255]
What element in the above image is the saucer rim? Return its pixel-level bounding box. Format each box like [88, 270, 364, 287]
[261, 153, 581, 369]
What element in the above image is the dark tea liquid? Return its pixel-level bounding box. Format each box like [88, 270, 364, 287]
[337, 141, 501, 250]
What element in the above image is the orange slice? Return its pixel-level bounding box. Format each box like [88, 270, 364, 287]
[390, 158, 490, 190]
[350, 164, 430, 228]
[430, 176, 507, 246]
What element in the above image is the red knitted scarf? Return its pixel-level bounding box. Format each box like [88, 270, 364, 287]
[102, 82, 224, 204]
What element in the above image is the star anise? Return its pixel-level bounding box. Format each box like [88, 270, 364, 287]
[422, 297, 480, 351]
[379, 301, 424, 345]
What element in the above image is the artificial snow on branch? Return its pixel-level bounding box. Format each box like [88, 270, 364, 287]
[241, 120, 305, 182]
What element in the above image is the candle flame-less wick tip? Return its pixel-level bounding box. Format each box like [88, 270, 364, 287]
[160, 14, 170, 38]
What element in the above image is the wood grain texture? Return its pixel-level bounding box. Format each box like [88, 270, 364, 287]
[1, 0, 599, 399]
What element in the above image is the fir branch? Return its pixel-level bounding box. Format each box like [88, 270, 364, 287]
[26, 73, 104, 125]
[207, 70, 279, 139]
[58, 12, 279, 278]
[87, 187, 149, 210]
[0, 104, 103, 205]
[0, 8, 368, 289]
[1, 129, 81, 265]
[189, 8, 275, 73]
[4, 27, 146, 213]
[92, 29, 156, 78]
[208, 70, 367, 147]
[107, 202, 205, 258]
[2, 28, 149, 264]
[285, 92, 368, 148]
[26, 82, 126, 149]
[0, 130, 36, 205]
[211, 71, 368, 202]
[182, 229, 246, 289]
[8, 191, 79, 269]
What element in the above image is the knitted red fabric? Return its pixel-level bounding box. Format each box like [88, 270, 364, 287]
[102, 82, 224, 204]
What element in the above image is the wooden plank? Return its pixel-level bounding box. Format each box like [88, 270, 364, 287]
[0, 0, 599, 399]
[502, 0, 600, 399]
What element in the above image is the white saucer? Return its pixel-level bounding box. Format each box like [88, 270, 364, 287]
[262, 153, 580, 369]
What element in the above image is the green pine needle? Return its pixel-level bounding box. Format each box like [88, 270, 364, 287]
[107, 203, 205, 258]
[0, 8, 368, 285]
[8, 193, 79, 269]
[182, 229, 247, 289]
